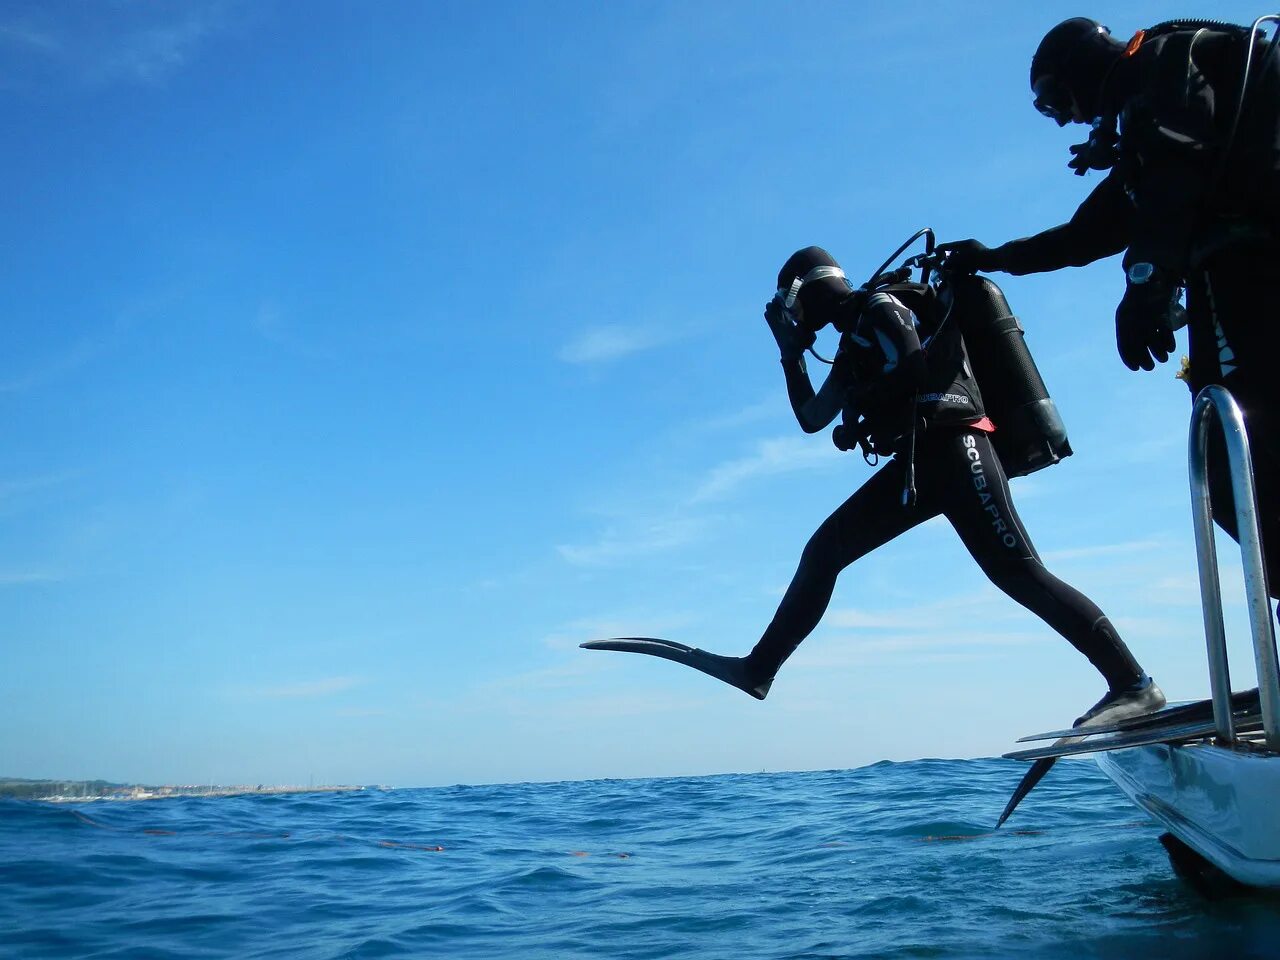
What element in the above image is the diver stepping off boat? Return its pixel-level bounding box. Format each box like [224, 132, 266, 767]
[584, 238, 1164, 725]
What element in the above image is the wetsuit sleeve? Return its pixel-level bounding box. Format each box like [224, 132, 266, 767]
[781, 354, 845, 434]
[1124, 160, 1206, 272]
[1119, 33, 1227, 272]
[989, 170, 1133, 275]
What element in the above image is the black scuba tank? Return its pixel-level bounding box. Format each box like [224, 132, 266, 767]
[948, 273, 1072, 477]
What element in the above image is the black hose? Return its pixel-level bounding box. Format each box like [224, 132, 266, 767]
[864, 228, 935, 290]
[1215, 15, 1280, 193]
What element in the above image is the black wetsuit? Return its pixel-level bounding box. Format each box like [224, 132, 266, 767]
[984, 23, 1280, 590]
[744, 286, 1145, 689]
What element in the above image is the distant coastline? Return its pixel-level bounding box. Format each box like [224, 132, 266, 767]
[0, 778, 379, 802]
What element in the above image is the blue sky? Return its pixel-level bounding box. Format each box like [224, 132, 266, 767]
[0, 1, 1268, 788]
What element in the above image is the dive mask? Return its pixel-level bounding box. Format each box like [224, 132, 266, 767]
[1032, 74, 1076, 126]
[775, 264, 849, 331]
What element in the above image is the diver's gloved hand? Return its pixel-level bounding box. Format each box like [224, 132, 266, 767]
[936, 239, 1000, 274]
[1067, 119, 1120, 176]
[1068, 138, 1118, 176]
[1067, 141, 1096, 176]
[1115, 264, 1180, 372]
[764, 298, 813, 363]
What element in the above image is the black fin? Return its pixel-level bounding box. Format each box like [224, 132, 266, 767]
[996, 755, 1062, 828]
[997, 733, 1085, 828]
[1003, 712, 1264, 762]
[580, 637, 772, 700]
[1016, 688, 1260, 743]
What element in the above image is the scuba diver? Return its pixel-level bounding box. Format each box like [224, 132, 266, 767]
[584, 245, 1164, 728]
[940, 16, 1280, 592]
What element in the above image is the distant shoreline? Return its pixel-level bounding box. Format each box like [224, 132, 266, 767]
[0, 779, 381, 802]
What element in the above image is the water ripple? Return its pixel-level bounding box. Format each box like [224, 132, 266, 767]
[4, 759, 1280, 958]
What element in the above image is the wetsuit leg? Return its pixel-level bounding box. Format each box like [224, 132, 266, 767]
[744, 455, 939, 680]
[925, 429, 1145, 689]
[1186, 241, 1280, 597]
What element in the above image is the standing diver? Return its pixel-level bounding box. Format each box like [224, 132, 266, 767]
[940, 16, 1280, 596]
[584, 246, 1164, 728]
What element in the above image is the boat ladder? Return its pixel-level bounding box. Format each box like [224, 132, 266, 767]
[1189, 384, 1280, 750]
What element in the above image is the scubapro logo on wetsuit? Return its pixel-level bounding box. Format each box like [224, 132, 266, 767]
[963, 434, 1017, 549]
[919, 392, 973, 406]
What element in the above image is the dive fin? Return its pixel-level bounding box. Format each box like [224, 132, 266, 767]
[1016, 688, 1260, 742]
[996, 735, 1082, 828]
[580, 637, 773, 700]
[1002, 711, 1264, 762]
[998, 689, 1265, 827]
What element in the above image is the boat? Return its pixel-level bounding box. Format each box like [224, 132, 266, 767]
[1006, 385, 1280, 890]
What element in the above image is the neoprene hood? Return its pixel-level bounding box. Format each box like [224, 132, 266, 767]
[1030, 17, 1126, 123]
[776, 247, 850, 332]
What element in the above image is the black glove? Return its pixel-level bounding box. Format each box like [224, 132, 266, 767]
[1067, 118, 1120, 176]
[764, 298, 813, 362]
[1115, 265, 1180, 372]
[936, 239, 999, 274]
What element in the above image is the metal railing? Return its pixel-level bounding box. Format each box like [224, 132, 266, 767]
[1189, 385, 1280, 750]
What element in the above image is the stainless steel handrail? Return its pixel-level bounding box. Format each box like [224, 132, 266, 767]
[1188, 385, 1280, 750]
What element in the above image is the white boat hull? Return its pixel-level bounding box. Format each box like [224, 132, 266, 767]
[1097, 742, 1280, 889]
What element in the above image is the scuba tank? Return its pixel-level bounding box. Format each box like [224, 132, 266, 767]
[947, 273, 1072, 477]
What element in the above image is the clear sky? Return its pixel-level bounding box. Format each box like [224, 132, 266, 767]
[1, 1, 1269, 788]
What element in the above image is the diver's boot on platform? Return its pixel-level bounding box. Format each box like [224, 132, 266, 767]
[1074, 675, 1166, 729]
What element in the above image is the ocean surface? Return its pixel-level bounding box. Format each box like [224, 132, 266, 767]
[3, 758, 1279, 959]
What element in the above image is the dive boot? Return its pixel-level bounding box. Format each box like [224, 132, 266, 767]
[1074, 675, 1166, 729]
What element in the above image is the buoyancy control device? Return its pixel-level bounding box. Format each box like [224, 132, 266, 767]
[829, 228, 1072, 479]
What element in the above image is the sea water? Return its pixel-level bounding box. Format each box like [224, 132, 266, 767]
[3, 758, 1279, 959]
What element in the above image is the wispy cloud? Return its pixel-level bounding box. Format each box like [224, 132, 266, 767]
[474, 658, 609, 697]
[558, 325, 665, 364]
[95, 14, 216, 84]
[559, 431, 841, 565]
[0, 570, 62, 586]
[1041, 538, 1171, 564]
[240, 676, 365, 699]
[542, 613, 698, 651]
[691, 435, 839, 503]
[335, 707, 390, 719]
[251, 302, 329, 359]
[0, 472, 80, 501]
[823, 587, 1032, 632]
[557, 515, 707, 566]
[835, 631, 1037, 655]
[1122, 433, 1184, 465]
[0, 339, 98, 393]
[3, 284, 179, 393]
[1, 2, 234, 89]
[685, 396, 779, 434]
[0, 22, 59, 55]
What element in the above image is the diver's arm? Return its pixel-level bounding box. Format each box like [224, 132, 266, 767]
[783, 355, 844, 433]
[1124, 159, 1205, 272]
[988, 170, 1133, 275]
[766, 298, 842, 433]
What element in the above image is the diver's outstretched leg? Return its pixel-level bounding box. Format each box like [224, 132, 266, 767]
[582, 457, 927, 698]
[740, 457, 932, 691]
[935, 429, 1164, 723]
